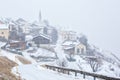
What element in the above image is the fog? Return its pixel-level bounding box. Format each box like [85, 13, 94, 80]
[0, 0, 120, 53]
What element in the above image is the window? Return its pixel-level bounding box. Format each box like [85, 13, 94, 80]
[1, 32, 4, 34]
[81, 48, 84, 54]
[77, 48, 80, 53]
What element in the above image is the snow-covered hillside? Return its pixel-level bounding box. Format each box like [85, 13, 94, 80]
[46, 31, 120, 79]
[0, 18, 120, 80]
[12, 64, 87, 80]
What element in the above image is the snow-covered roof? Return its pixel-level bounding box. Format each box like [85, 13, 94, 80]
[32, 21, 47, 27]
[62, 40, 78, 46]
[63, 46, 74, 50]
[33, 33, 51, 40]
[9, 21, 16, 25]
[16, 18, 26, 23]
[25, 35, 33, 41]
[62, 40, 86, 50]
[0, 24, 8, 29]
[9, 40, 25, 43]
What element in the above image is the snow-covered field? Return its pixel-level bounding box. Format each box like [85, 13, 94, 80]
[0, 41, 120, 80]
[0, 46, 17, 63]
[28, 47, 55, 58]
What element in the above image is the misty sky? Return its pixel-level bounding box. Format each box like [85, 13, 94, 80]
[0, 0, 120, 53]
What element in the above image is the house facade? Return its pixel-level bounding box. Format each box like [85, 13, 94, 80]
[0, 24, 9, 40]
[61, 31, 77, 42]
[32, 33, 51, 47]
[62, 40, 86, 55]
[75, 43, 86, 54]
[9, 40, 26, 50]
[21, 23, 31, 34]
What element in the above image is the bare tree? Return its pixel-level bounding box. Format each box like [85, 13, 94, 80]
[86, 57, 102, 80]
[56, 58, 68, 67]
[87, 57, 102, 72]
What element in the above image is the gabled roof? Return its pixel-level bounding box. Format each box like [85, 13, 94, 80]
[16, 18, 27, 26]
[63, 46, 74, 50]
[25, 35, 33, 41]
[0, 24, 9, 29]
[62, 40, 78, 46]
[62, 40, 86, 50]
[9, 40, 25, 43]
[16, 18, 26, 23]
[32, 33, 51, 40]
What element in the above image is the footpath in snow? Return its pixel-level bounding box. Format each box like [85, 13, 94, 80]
[12, 64, 86, 80]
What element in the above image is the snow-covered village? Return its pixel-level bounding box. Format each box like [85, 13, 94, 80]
[0, 0, 120, 80]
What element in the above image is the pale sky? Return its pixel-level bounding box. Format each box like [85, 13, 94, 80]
[0, 0, 120, 53]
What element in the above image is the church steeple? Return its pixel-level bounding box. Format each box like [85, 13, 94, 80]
[39, 10, 42, 23]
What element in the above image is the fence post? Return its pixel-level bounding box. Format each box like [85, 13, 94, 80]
[53, 68, 55, 71]
[75, 72, 77, 76]
[43, 65, 120, 80]
[63, 69, 65, 73]
[62, 69, 64, 73]
[57, 68, 60, 72]
[46, 66, 48, 69]
[83, 74, 85, 79]
[93, 77, 96, 80]
[68, 71, 70, 75]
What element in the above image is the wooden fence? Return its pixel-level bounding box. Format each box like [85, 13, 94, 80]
[44, 65, 120, 80]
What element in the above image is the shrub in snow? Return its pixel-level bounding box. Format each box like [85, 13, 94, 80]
[86, 57, 102, 72]
[66, 54, 76, 62]
[56, 58, 68, 67]
[109, 65, 115, 71]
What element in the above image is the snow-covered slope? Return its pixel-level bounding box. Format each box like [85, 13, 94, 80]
[0, 26, 120, 80]
[12, 64, 86, 80]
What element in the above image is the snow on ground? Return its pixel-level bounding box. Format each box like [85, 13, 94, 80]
[0, 42, 33, 65]
[0, 49, 16, 62]
[22, 51, 36, 63]
[0, 41, 120, 79]
[53, 55, 92, 72]
[12, 64, 87, 80]
[0, 42, 6, 48]
[29, 48, 55, 58]
[91, 45, 120, 65]
[51, 54, 120, 78]
[97, 61, 120, 78]
[0, 50, 30, 65]
[0, 42, 17, 62]
[22, 47, 56, 62]
[55, 33, 66, 60]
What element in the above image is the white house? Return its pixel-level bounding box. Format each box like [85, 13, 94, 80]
[61, 31, 77, 42]
[62, 40, 86, 55]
